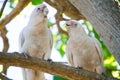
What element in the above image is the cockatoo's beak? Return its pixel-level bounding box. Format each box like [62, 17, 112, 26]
[41, 6, 48, 18]
[65, 20, 74, 31]
[43, 8, 49, 17]
[65, 23, 70, 32]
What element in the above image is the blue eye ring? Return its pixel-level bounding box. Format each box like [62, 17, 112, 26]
[37, 8, 41, 13]
[73, 23, 77, 28]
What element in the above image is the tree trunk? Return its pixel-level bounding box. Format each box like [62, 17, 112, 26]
[69, 0, 120, 64]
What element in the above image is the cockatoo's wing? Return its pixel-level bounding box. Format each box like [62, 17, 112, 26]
[19, 29, 25, 52]
[93, 38, 104, 73]
[66, 44, 74, 66]
[49, 29, 53, 50]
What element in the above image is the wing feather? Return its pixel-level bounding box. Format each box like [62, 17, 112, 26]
[19, 30, 25, 52]
[66, 44, 74, 66]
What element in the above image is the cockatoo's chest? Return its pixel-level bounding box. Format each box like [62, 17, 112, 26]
[68, 37, 94, 54]
[23, 27, 50, 55]
[69, 39, 82, 48]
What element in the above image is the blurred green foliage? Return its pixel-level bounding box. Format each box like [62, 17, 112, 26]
[118, 0, 120, 2]
[53, 76, 68, 80]
[54, 33, 68, 57]
[32, 0, 43, 5]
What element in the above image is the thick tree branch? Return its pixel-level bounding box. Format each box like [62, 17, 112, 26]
[69, 0, 120, 64]
[0, 52, 117, 80]
[0, 0, 31, 30]
[45, 0, 87, 20]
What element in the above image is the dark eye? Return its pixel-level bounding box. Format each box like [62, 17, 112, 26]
[37, 8, 41, 12]
[66, 24, 70, 26]
[73, 23, 77, 28]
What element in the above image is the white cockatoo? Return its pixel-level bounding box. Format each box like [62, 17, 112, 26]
[65, 20, 104, 74]
[19, 4, 53, 80]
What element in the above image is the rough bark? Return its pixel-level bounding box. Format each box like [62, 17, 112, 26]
[0, 52, 117, 80]
[69, 0, 120, 64]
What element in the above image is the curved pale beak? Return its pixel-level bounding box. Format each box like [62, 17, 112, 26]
[42, 6, 49, 17]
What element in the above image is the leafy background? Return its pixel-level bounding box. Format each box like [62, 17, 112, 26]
[0, 0, 120, 80]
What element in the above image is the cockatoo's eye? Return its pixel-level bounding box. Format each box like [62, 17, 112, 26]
[73, 23, 77, 28]
[37, 8, 41, 13]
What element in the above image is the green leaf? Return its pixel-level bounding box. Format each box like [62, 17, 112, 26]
[9, 0, 15, 8]
[32, 0, 44, 5]
[48, 21, 53, 26]
[54, 76, 68, 80]
[54, 33, 68, 57]
[59, 44, 66, 57]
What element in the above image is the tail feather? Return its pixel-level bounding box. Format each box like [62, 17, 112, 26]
[22, 68, 45, 80]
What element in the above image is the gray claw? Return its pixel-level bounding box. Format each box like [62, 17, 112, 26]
[21, 52, 30, 58]
[47, 59, 53, 64]
[76, 66, 83, 69]
[102, 72, 107, 77]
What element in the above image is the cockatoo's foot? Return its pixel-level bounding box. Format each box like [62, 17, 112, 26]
[21, 52, 31, 58]
[76, 66, 83, 69]
[47, 59, 53, 64]
[101, 72, 107, 77]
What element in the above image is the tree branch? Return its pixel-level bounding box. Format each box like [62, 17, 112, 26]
[55, 11, 68, 36]
[0, 27, 9, 52]
[0, 52, 117, 80]
[69, 0, 120, 64]
[45, 0, 87, 20]
[0, 26, 9, 74]
[0, 0, 31, 30]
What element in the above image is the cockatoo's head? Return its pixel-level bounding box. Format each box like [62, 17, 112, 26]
[65, 20, 79, 31]
[65, 20, 86, 36]
[29, 4, 49, 24]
